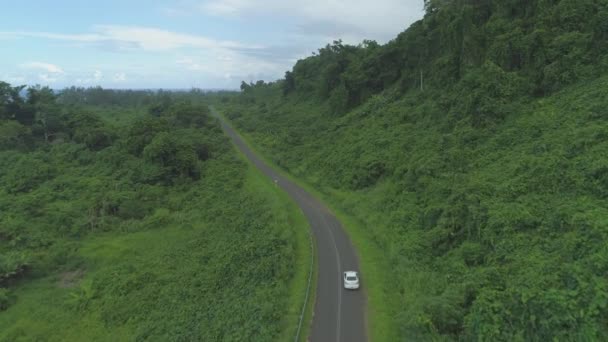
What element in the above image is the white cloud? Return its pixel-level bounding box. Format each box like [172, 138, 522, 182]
[160, 7, 192, 17]
[39, 74, 58, 83]
[113, 72, 127, 82]
[74, 70, 104, 85]
[2, 26, 262, 52]
[14, 32, 104, 42]
[20, 62, 64, 74]
[175, 49, 288, 84]
[176, 57, 206, 71]
[199, 0, 424, 42]
[202, 0, 244, 15]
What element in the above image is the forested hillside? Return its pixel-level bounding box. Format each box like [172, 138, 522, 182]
[0, 85, 308, 340]
[213, 0, 608, 340]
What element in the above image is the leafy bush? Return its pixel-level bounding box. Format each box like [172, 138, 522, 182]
[451, 61, 525, 127]
[3, 155, 54, 193]
[0, 252, 30, 285]
[143, 132, 200, 182]
[0, 288, 11, 311]
[0, 121, 31, 150]
[169, 102, 210, 128]
[125, 117, 170, 156]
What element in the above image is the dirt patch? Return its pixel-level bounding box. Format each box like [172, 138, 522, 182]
[58, 269, 85, 288]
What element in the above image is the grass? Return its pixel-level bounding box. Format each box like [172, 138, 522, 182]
[241, 164, 314, 342]
[215, 108, 392, 342]
[0, 227, 194, 341]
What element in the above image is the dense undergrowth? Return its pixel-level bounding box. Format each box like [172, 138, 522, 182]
[211, 0, 608, 340]
[0, 86, 306, 340]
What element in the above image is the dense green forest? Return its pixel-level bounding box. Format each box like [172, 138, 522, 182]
[0, 85, 309, 340]
[212, 0, 608, 340]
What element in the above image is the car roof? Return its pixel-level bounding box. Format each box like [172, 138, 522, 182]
[344, 271, 358, 277]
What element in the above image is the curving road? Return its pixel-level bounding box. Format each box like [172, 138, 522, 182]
[212, 108, 367, 342]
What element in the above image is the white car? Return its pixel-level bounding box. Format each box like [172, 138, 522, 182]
[343, 271, 360, 290]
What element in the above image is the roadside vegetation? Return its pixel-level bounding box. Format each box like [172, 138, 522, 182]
[211, 0, 608, 340]
[0, 86, 308, 340]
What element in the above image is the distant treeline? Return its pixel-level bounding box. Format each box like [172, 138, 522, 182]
[57, 86, 211, 107]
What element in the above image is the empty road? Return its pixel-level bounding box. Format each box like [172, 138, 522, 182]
[212, 108, 367, 342]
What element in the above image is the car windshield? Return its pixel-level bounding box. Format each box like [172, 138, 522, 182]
[346, 276, 357, 281]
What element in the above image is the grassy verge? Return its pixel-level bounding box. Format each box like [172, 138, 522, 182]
[234, 139, 315, 342]
[0, 226, 204, 341]
[215, 108, 393, 342]
[300, 240, 318, 342]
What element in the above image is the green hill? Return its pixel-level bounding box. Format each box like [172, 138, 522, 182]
[213, 1, 608, 340]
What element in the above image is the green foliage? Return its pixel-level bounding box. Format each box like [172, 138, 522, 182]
[0, 288, 11, 311]
[328, 82, 349, 115]
[451, 61, 525, 126]
[3, 1, 606, 339]
[168, 101, 210, 128]
[125, 117, 171, 156]
[3, 154, 55, 193]
[0, 89, 305, 341]
[61, 110, 115, 150]
[267, 0, 608, 118]
[0, 121, 30, 150]
[209, 2, 608, 337]
[0, 252, 30, 285]
[143, 131, 200, 182]
[0, 82, 24, 121]
[58, 86, 157, 108]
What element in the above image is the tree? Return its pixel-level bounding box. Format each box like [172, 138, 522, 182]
[0, 82, 19, 120]
[125, 117, 170, 156]
[240, 81, 252, 94]
[169, 102, 210, 128]
[143, 132, 200, 182]
[328, 82, 349, 115]
[283, 71, 295, 95]
[0, 82, 29, 124]
[64, 110, 113, 150]
[148, 93, 173, 117]
[27, 86, 63, 142]
[0, 120, 31, 150]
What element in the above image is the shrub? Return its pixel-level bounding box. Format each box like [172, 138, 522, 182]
[0, 288, 11, 311]
[0, 121, 31, 150]
[143, 132, 200, 182]
[0, 252, 30, 285]
[3, 155, 54, 193]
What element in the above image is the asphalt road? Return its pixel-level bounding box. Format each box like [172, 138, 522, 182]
[212, 108, 367, 342]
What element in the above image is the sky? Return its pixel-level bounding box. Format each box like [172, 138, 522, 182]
[0, 0, 425, 89]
